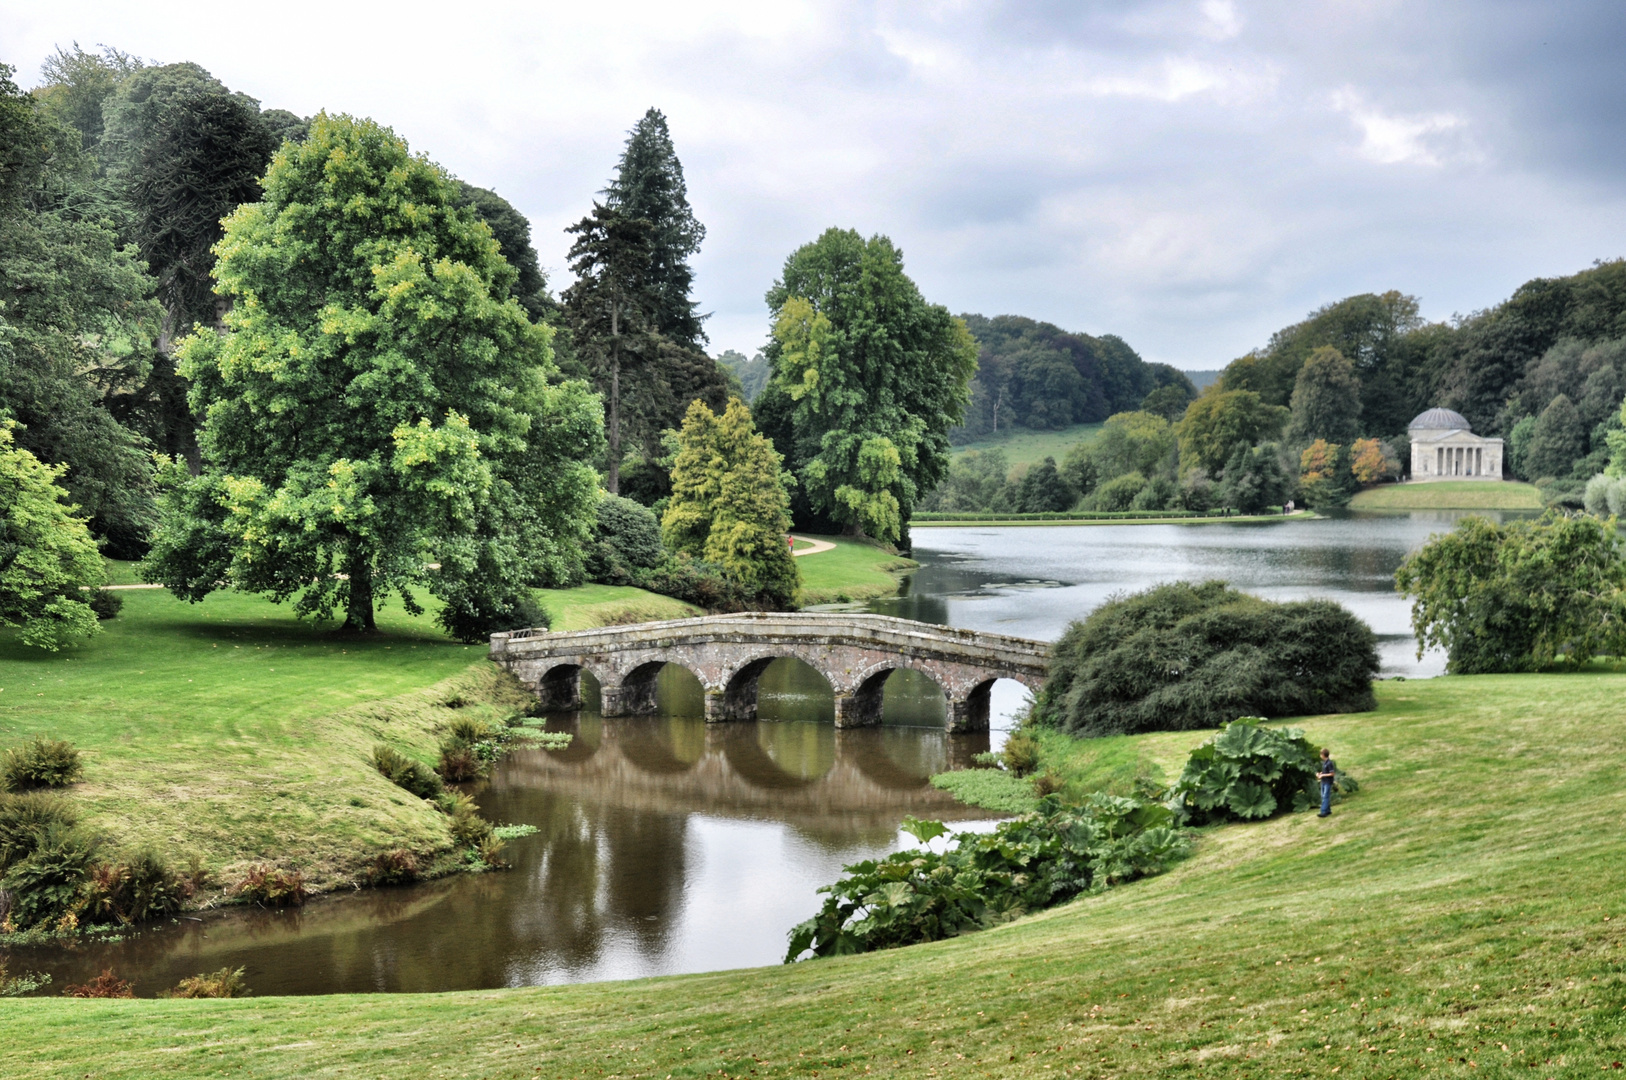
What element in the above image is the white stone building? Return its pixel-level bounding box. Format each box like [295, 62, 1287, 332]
[1408, 407, 1504, 481]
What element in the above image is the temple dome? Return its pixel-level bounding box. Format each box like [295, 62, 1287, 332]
[1408, 407, 1471, 432]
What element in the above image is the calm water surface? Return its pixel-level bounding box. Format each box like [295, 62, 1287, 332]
[20, 509, 1486, 995]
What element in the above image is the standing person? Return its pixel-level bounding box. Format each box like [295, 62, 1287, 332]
[1316, 748, 1337, 817]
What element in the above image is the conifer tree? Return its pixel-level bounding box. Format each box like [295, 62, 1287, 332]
[605, 108, 706, 348]
[662, 398, 799, 609]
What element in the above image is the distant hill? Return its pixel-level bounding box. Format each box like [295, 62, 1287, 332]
[716, 349, 770, 404]
[1183, 369, 1222, 391]
[951, 314, 1195, 445]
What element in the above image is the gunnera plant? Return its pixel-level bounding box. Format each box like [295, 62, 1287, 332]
[2, 738, 84, 791]
[372, 745, 444, 800]
[1038, 580, 1379, 736]
[1165, 718, 1358, 825]
[164, 967, 250, 998]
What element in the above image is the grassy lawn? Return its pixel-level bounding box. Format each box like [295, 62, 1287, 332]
[534, 583, 701, 630]
[1350, 480, 1543, 510]
[950, 422, 1103, 469]
[0, 586, 529, 893]
[794, 535, 918, 604]
[7, 672, 1625, 1076]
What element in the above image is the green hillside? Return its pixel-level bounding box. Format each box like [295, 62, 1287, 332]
[950, 422, 1102, 469]
[6, 670, 1624, 1076]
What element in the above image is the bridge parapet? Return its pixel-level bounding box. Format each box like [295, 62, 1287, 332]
[490, 612, 1050, 732]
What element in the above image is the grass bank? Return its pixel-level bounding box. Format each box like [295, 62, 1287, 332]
[949, 422, 1103, 469]
[534, 583, 701, 630]
[7, 672, 1625, 1076]
[1350, 480, 1543, 510]
[0, 586, 537, 895]
[795, 535, 917, 605]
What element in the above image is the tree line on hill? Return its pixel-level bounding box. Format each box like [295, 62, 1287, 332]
[923, 264, 1626, 516]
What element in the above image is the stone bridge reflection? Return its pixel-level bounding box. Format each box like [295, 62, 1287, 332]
[492, 714, 994, 837]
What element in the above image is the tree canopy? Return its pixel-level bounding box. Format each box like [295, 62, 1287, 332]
[604, 108, 706, 350]
[0, 425, 108, 650]
[1175, 389, 1289, 478]
[757, 228, 977, 543]
[662, 398, 799, 608]
[1286, 346, 1362, 446]
[144, 113, 601, 635]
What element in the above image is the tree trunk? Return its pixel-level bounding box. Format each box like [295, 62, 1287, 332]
[344, 547, 376, 632]
[607, 300, 622, 494]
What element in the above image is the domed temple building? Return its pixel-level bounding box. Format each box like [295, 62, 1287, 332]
[1408, 407, 1504, 480]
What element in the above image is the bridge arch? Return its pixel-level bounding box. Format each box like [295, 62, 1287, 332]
[606, 660, 705, 717]
[534, 662, 608, 713]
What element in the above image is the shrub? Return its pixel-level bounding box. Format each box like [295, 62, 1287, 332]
[372, 745, 444, 800]
[786, 796, 1188, 961]
[87, 589, 123, 621]
[1395, 512, 1626, 673]
[436, 741, 484, 783]
[1038, 580, 1379, 736]
[365, 849, 420, 886]
[1166, 719, 1355, 825]
[2, 738, 83, 791]
[447, 716, 492, 744]
[164, 967, 250, 999]
[0, 822, 98, 928]
[232, 866, 307, 908]
[435, 586, 548, 645]
[1584, 473, 1626, 516]
[0, 792, 76, 873]
[587, 494, 665, 585]
[1000, 731, 1040, 778]
[444, 792, 493, 848]
[475, 835, 508, 869]
[63, 970, 134, 998]
[635, 552, 757, 612]
[82, 851, 187, 925]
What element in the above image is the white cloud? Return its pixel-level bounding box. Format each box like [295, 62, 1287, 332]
[1331, 88, 1467, 167]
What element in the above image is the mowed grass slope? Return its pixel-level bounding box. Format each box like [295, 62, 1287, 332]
[6, 672, 1625, 1076]
[794, 535, 918, 604]
[950, 422, 1103, 469]
[0, 584, 522, 890]
[1350, 480, 1543, 510]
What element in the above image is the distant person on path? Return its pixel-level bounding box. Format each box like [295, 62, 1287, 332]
[1317, 748, 1337, 817]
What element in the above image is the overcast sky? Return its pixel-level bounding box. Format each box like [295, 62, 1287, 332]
[5, 1, 1625, 371]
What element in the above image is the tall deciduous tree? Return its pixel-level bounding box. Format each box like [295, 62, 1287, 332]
[1286, 346, 1362, 446]
[1176, 388, 1290, 478]
[662, 398, 799, 608]
[563, 204, 655, 494]
[0, 63, 160, 557]
[0, 425, 107, 650]
[604, 108, 705, 349]
[34, 43, 145, 151]
[1524, 393, 1586, 480]
[759, 229, 977, 543]
[144, 114, 601, 634]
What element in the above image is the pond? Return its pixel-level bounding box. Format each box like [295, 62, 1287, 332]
[17, 509, 1481, 996]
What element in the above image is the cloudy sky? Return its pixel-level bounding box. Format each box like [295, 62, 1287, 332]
[4, 1, 1624, 371]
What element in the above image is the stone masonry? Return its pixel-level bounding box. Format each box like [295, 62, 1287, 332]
[489, 612, 1051, 733]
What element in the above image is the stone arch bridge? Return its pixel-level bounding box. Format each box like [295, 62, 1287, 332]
[489, 613, 1051, 733]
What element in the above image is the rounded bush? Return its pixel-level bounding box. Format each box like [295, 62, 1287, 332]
[1038, 580, 1379, 736]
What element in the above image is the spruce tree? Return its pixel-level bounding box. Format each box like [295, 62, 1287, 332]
[604, 108, 706, 348]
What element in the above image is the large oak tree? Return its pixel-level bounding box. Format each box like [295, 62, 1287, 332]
[144, 114, 601, 635]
